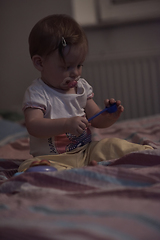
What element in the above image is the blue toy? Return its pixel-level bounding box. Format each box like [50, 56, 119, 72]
[25, 166, 57, 173]
[14, 166, 57, 176]
[88, 103, 117, 122]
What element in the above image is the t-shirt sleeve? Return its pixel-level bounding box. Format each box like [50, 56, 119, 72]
[22, 85, 47, 114]
[80, 78, 94, 99]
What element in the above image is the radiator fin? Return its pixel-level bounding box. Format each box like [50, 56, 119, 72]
[82, 54, 160, 120]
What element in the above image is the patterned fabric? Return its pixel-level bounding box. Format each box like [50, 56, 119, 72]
[0, 151, 160, 239]
[0, 114, 160, 239]
[48, 128, 91, 154]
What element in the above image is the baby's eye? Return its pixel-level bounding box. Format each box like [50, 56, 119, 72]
[77, 64, 83, 69]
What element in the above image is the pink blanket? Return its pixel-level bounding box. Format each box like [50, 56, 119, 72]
[0, 114, 160, 239]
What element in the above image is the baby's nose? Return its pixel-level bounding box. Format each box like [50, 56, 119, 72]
[70, 67, 79, 77]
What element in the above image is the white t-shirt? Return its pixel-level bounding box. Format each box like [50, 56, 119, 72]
[23, 78, 94, 156]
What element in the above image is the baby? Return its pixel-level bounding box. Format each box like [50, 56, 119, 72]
[18, 14, 152, 172]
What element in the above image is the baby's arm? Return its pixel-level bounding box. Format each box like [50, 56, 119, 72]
[85, 98, 124, 128]
[24, 108, 90, 138]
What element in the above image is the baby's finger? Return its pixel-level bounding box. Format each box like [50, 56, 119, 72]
[104, 99, 110, 107]
[109, 98, 116, 105]
[116, 100, 122, 106]
[118, 105, 124, 112]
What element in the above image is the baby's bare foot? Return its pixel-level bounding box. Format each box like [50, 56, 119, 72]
[88, 160, 98, 166]
[30, 159, 51, 167]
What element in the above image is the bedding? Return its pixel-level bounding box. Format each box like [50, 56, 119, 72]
[0, 114, 160, 240]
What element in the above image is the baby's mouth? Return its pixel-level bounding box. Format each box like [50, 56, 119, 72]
[61, 76, 80, 89]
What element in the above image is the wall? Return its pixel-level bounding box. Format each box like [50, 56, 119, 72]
[85, 20, 160, 59]
[0, 0, 160, 119]
[0, 0, 72, 112]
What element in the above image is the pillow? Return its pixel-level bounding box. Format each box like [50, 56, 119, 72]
[0, 119, 28, 146]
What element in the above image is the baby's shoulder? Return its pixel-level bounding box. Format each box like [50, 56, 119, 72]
[26, 78, 45, 94]
[78, 78, 90, 87]
[78, 78, 93, 92]
[79, 77, 87, 84]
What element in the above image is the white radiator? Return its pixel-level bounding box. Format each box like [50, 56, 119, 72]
[82, 51, 160, 120]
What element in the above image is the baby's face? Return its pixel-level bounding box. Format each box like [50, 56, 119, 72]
[41, 45, 85, 91]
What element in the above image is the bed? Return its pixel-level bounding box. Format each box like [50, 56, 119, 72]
[0, 113, 160, 240]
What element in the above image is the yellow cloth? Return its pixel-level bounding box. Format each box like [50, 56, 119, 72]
[18, 138, 153, 172]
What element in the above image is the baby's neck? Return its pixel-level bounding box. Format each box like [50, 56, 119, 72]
[41, 78, 77, 94]
[54, 87, 77, 94]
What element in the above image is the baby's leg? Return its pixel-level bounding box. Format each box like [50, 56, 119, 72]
[18, 145, 88, 172]
[88, 138, 153, 164]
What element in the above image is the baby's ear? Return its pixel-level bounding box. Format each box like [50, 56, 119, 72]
[32, 55, 43, 71]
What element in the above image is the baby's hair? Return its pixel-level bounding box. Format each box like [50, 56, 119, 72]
[28, 14, 88, 60]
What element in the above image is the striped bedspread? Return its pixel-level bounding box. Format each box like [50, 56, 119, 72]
[0, 114, 160, 239]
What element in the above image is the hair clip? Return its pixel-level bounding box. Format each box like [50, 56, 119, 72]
[62, 37, 67, 47]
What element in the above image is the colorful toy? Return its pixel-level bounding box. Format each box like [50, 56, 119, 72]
[25, 166, 57, 172]
[88, 102, 117, 122]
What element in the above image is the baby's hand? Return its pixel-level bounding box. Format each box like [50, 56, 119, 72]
[65, 116, 90, 136]
[104, 98, 124, 120]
